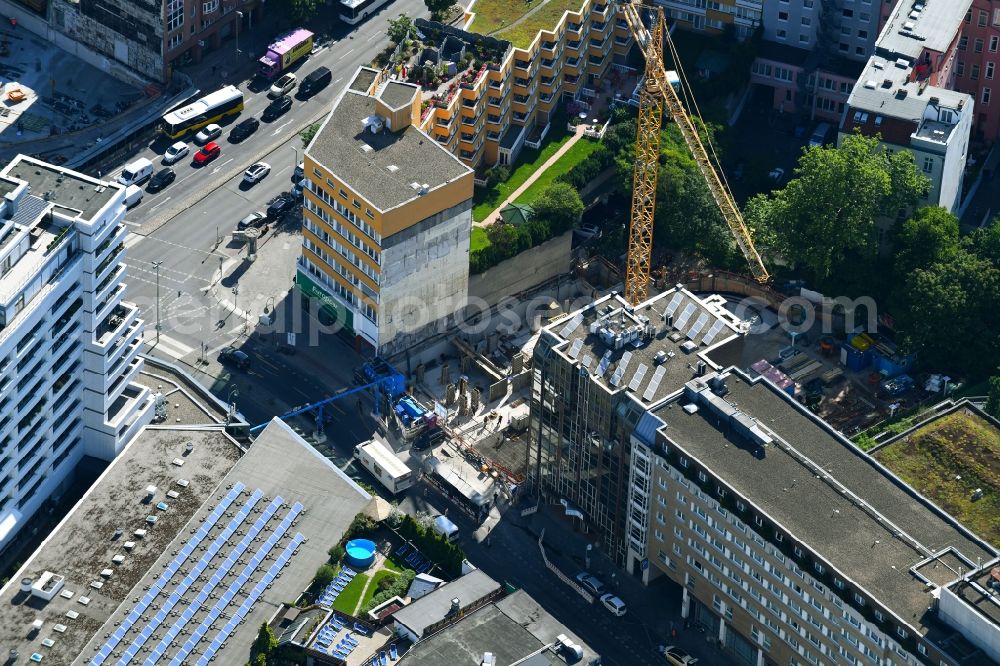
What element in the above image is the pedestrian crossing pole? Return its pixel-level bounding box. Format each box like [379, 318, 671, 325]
[153, 260, 163, 344]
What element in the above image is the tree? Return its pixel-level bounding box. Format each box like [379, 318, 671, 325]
[531, 182, 584, 234]
[387, 14, 414, 45]
[300, 122, 321, 148]
[986, 375, 1000, 419]
[893, 206, 960, 279]
[963, 217, 1000, 267]
[424, 0, 453, 21]
[252, 622, 277, 662]
[312, 563, 337, 589]
[744, 132, 929, 282]
[286, 0, 320, 21]
[894, 250, 1000, 373]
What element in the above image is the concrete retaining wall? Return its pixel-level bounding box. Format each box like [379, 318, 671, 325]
[469, 230, 572, 307]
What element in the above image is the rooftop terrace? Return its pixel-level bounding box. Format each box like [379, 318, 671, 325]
[467, 0, 589, 49]
[874, 405, 1000, 549]
[2, 156, 119, 222]
[541, 288, 744, 406]
[655, 372, 997, 638]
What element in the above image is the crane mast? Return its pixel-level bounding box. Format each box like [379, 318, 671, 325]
[619, 2, 769, 305]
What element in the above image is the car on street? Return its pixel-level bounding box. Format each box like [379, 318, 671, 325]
[262, 95, 293, 121]
[293, 161, 305, 182]
[574, 223, 602, 240]
[659, 645, 698, 665]
[291, 178, 306, 200]
[219, 347, 250, 369]
[237, 211, 267, 230]
[269, 73, 297, 98]
[195, 123, 223, 144]
[229, 117, 260, 142]
[599, 593, 627, 617]
[575, 572, 606, 596]
[243, 162, 271, 185]
[266, 193, 295, 219]
[162, 142, 189, 164]
[193, 142, 221, 166]
[146, 168, 176, 192]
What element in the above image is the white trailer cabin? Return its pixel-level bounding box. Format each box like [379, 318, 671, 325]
[354, 436, 413, 495]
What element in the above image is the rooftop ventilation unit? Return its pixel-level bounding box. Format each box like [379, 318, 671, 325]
[895, 58, 909, 69]
[387, 164, 399, 173]
[903, 20, 915, 30]
[360, 143, 374, 153]
[864, 80, 877, 89]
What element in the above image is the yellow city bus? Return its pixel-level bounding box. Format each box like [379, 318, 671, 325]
[159, 85, 244, 139]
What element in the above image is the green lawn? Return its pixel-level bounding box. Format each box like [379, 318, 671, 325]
[361, 570, 399, 609]
[514, 138, 600, 205]
[471, 226, 491, 252]
[473, 123, 572, 222]
[469, 0, 584, 46]
[330, 572, 369, 615]
[873, 410, 1000, 548]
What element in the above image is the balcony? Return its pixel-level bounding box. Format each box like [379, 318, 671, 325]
[568, 22, 582, 33]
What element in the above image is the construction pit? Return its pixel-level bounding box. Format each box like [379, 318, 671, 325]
[0, 26, 141, 155]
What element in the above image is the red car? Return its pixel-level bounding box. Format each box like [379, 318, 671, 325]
[193, 141, 221, 165]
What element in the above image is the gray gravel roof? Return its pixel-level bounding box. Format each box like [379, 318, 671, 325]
[309, 88, 471, 212]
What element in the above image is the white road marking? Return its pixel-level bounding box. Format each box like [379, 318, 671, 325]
[124, 233, 143, 250]
[124, 220, 142, 227]
[340, 48, 355, 58]
[149, 196, 172, 211]
[334, 77, 343, 85]
[148, 334, 195, 360]
[271, 120, 294, 135]
[367, 33, 379, 41]
[211, 158, 234, 174]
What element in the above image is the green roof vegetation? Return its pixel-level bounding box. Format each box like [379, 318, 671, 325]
[873, 409, 1000, 548]
[468, 0, 584, 48]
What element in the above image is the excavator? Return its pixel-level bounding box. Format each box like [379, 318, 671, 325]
[617, 2, 769, 305]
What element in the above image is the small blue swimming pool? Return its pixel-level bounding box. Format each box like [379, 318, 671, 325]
[345, 538, 377, 568]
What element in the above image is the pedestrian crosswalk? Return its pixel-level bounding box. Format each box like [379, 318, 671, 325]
[148, 333, 195, 361]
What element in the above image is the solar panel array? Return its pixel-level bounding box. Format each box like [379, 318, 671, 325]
[609, 350, 633, 387]
[559, 314, 583, 339]
[686, 313, 710, 341]
[628, 363, 649, 392]
[642, 365, 668, 402]
[663, 292, 684, 319]
[596, 351, 613, 377]
[673, 303, 696, 332]
[568, 338, 583, 359]
[88, 485, 306, 666]
[702, 320, 726, 346]
[581, 354, 593, 370]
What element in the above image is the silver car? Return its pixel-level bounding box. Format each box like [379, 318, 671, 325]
[195, 123, 222, 144]
[162, 141, 189, 165]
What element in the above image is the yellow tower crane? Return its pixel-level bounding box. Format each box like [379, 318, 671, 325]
[619, 2, 769, 306]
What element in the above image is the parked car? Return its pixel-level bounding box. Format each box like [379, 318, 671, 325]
[195, 123, 223, 144]
[266, 193, 294, 219]
[808, 121, 833, 148]
[219, 346, 250, 369]
[162, 142, 189, 164]
[574, 572, 606, 595]
[243, 162, 271, 185]
[659, 645, 699, 666]
[147, 168, 176, 192]
[193, 142, 221, 165]
[574, 223, 602, 240]
[299, 66, 332, 97]
[599, 593, 627, 617]
[269, 73, 297, 98]
[262, 95, 292, 121]
[237, 211, 267, 230]
[229, 117, 260, 142]
[291, 178, 307, 200]
[293, 161, 304, 182]
[413, 426, 446, 451]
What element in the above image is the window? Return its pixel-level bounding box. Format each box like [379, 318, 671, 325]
[874, 610, 884, 622]
[957, 61, 965, 77]
[980, 9, 988, 27]
[842, 9, 853, 18]
[994, 8, 1000, 26]
[975, 38, 984, 53]
[987, 62, 995, 79]
[991, 36, 999, 52]
[167, 0, 184, 31]
[959, 35, 968, 51]
[800, 35, 810, 44]
[698, 471, 707, 482]
[972, 64, 981, 80]
[801, 16, 810, 26]
[778, 11, 788, 21]
[854, 593, 866, 606]
[203, 0, 219, 11]
[983, 87, 991, 104]
[923, 157, 934, 173]
[855, 46, 864, 55]
[777, 29, 787, 39]
[858, 29, 868, 39]
[167, 32, 183, 49]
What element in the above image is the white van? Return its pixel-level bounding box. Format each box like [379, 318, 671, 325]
[433, 515, 459, 542]
[123, 184, 144, 208]
[599, 593, 627, 617]
[117, 158, 154, 186]
[808, 122, 832, 148]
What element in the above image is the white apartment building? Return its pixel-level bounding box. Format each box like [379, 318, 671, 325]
[0, 155, 153, 552]
[763, 0, 889, 60]
[657, 0, 763, 39]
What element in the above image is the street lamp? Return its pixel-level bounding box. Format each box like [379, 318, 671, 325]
[291, 146, 300, 172]
[152, 260, 163, 344]
[235, 11, 243, 65]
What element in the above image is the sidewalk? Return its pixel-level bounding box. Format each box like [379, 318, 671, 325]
[478, 123, 587, 226]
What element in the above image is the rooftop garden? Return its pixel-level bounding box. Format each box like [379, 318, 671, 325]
[468, 0, 585, 49]
[873, 409, 1000, 548]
